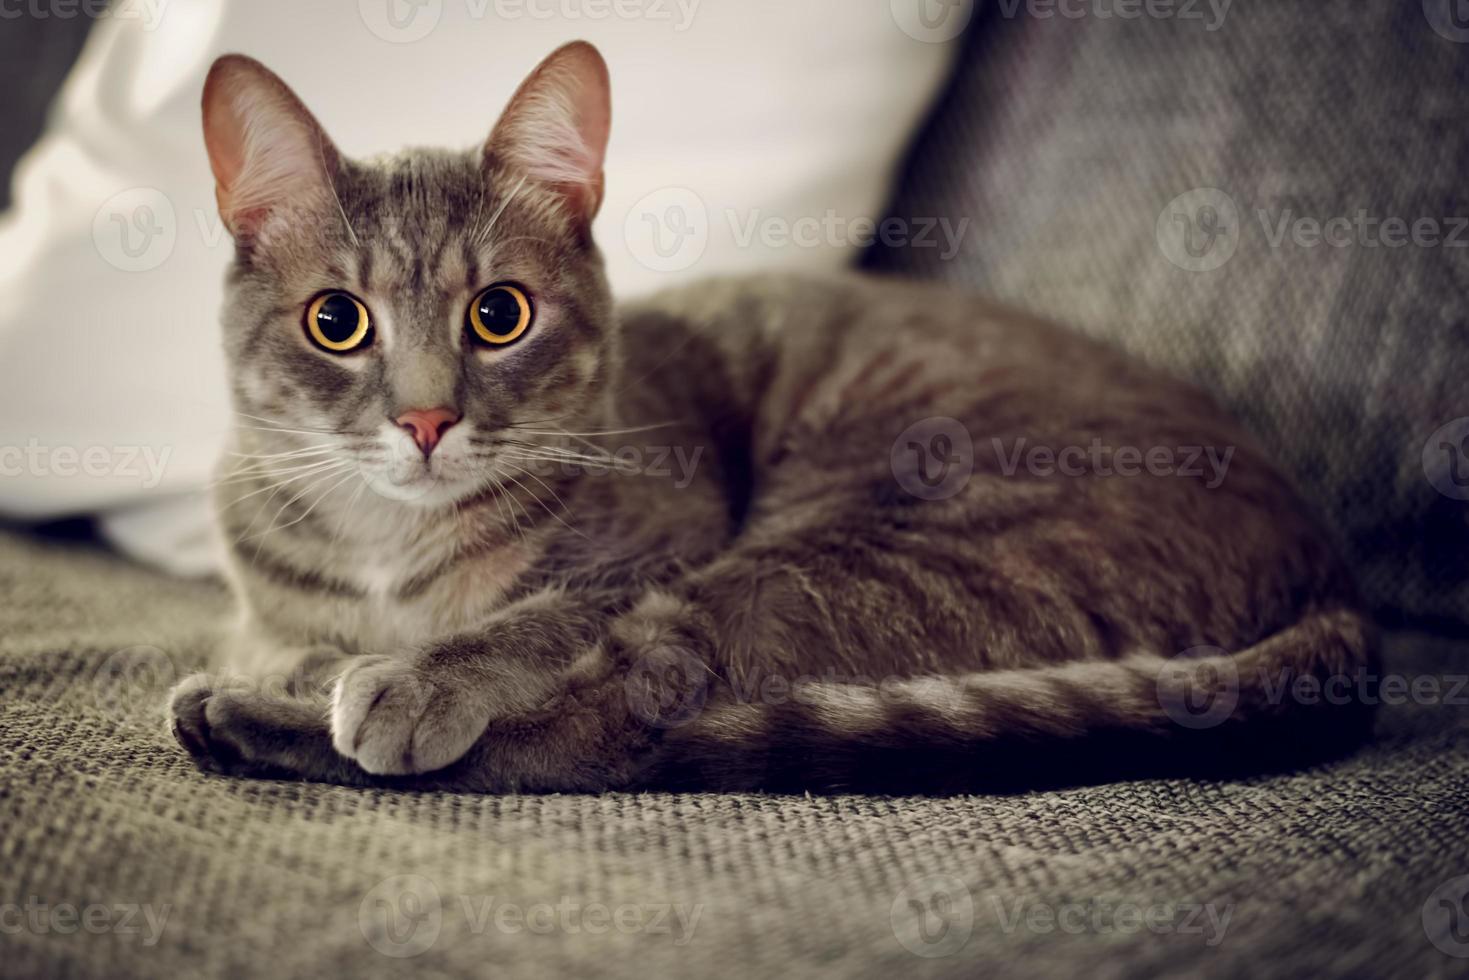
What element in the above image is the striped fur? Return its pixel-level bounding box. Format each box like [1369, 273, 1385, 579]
[169, 45, 1378, 794]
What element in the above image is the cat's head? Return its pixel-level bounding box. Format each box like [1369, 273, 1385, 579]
[203, 42, 614, 507]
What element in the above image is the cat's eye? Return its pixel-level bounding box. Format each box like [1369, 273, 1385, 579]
[305, 291, 372, 353]
[466, 283, 533, 347]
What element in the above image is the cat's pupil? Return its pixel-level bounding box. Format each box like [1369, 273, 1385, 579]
[478, 289, 520, 333]
[316, 294, 360, 343]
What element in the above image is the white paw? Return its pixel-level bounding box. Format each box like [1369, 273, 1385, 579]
[330, 655, 488, 775]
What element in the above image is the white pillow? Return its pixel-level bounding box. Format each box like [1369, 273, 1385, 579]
[0, 0, 958, 573]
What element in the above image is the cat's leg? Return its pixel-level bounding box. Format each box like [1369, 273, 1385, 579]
[167, 594, 661, 787]
[168, 673, 380, 785]
[168, 618, 355, 778]
[326, 590, 611, 777]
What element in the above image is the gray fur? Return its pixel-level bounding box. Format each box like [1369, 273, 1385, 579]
[170, 46, 1377, 793]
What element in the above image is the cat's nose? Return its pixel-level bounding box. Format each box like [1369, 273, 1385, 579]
[395, 407, 460, 458]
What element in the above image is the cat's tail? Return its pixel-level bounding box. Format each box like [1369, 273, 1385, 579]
[645, 607, 1379, 793]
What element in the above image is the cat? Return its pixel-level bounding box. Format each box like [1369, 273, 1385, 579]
[168, 42, 1377, 794]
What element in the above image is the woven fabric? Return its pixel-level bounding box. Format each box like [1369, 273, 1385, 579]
[2, 531, 1467, 979]
[867, 1, 1469, 628]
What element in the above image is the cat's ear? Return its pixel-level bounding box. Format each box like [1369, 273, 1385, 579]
[202, 54, 343, 242]
[486, 41, 611, 226]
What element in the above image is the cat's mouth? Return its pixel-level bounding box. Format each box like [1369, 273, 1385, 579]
[354, 424, 482, 506]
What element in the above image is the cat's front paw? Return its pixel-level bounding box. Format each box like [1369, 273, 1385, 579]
[167, 673, 262, 776]
[330, 656, 488, 776]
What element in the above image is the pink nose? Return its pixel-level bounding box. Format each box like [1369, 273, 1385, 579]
[395, 407, 460, 457]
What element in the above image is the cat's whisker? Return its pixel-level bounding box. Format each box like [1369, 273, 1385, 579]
[226, 445, 340, 464]
[319, 136, 361, 249]
[473, 174, 527, 248]
[492, 473, 533, 540]
[498, 447, 641, 474]
[231, 461, 353, 541]
[210, 457, 349, 493]
[497, 463, 587, 540]
[234, 413, 353, 436]
[249, 468, 362, 545]
[497, 458, 579, 524]
[497, 442, 619, 464]
[242, 464, 358, 549]
[477, 473, 523, 543]
[510, 422, 679, 439]
[233, 425, 353, 442]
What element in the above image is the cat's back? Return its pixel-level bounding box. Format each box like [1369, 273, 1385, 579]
[615, 272, 1360, 651]
[616, 271, 1239, 439]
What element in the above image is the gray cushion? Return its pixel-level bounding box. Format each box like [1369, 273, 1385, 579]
[867, 1, 1469, 628]
[3, 530, 1468, 978]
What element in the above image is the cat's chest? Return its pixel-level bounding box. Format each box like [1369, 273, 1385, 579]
[325, 537, 535, 654]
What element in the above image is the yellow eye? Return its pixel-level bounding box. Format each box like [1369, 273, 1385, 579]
[305, 291, 372, 353]
[467, 283, 533, 347]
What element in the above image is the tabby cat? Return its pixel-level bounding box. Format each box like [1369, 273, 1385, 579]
[168, 42, 1376, 793]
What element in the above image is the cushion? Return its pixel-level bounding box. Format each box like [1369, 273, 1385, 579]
[866, 2, 1469, 628]
[0, 0, 956, 572]
[2, 528, 1466, 977]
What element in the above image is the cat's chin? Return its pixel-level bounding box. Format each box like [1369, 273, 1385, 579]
[361, 471, 478, 510]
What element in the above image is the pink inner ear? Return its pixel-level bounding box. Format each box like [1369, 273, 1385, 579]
[202, 56, 337, 239]
[490, 42, 611, 221]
